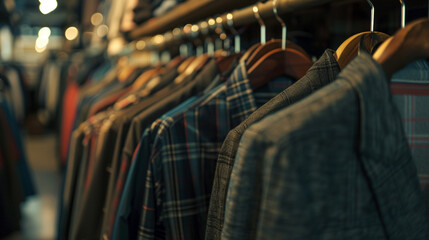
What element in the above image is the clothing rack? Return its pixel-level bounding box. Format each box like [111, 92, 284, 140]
[127, 0, 259, 40]
[129, 0, 340, 52]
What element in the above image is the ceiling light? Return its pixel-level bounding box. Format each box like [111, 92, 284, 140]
[39, 0, 57, 15]
[36, 37, 49, 48]
[65, 26, 79, 41]
[38, 27, 51, 39]
[35, 45, 47, 53]
[91, 13, 104, 26]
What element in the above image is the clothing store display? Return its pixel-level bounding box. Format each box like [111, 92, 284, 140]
[103, 57, 233, 240]
[1, 0, 428, 239]
[44, 0, 429, 239]
[135, 63, 293, 240]
[222, 52, 429, 240]
[206, 49, 341, 240]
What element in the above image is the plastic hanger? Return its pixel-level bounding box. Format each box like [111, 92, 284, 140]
[246, 1, 310, 69]
[334, 0, 390, 69]
[247, 0, 313, 90]
[373, 18, 429, 79]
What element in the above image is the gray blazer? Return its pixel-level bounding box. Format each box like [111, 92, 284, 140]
[222, 52, 429, 240]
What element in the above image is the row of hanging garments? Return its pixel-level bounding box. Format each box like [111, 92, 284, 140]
[0, 64, 36, 238]
[56, 0, 429, 239]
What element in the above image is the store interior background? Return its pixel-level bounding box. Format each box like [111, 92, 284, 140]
[0, 0, 428, 239]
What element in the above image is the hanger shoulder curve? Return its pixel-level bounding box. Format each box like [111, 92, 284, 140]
[247, 48, 313, 90]
[373, 18, 429, 79]
[335, 31, 390, 69]
[246, 39, 311, 69]
[240, 43, 261, 63]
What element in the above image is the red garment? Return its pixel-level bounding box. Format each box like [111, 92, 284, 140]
[87, 88, 130, 117]
[60, 82, 80, 166]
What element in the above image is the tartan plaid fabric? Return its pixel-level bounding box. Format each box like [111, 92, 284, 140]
[137, 62, 293, 240]
[391, 59, 429, 212]
[109, 96, 199, 240]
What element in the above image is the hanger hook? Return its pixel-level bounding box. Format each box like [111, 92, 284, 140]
[253, 4, 266, 44]
[226, 13, 241, 53]
[366, 0, 375, 32]
[272, 0, 286, 49]
[399, 0, 406, 28]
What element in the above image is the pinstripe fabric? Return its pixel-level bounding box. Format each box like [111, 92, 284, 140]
[137, 62, 294, 240]
[391, 59, 429, 212]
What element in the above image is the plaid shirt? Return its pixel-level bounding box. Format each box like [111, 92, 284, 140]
[137, 62, 293, 240]
[391, 59, 429, 211]
[109, 97, 199, 240]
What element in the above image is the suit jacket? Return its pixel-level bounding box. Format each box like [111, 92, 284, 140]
[222, 52, 429, 240]
[206, 49, 341, 240]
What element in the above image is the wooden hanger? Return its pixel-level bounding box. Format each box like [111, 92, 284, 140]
[247, 47, 313, 90]
[177, 56, 196, 74]
[246, 39, 310, 70]
[246, 0, 313, 90]
[246, 1, 310, 69]
[216, 53, 242, 78]
[130, 67, 161, 91]
[334, 0, 390, 69]
[373, 18, 429, 79]
[334, 31, 390, 69]
[174, 54, 210, 84]
[240, 43, 261, 63]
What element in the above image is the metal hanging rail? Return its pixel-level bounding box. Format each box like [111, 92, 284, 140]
[128, 0, 259, 40]
[131, 0, 339, 52]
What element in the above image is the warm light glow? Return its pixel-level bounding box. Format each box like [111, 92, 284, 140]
[200, 22, 208, 29]
[184, 24, 192, 34]
[36, 37, 49, 48]
[208, 19, 216, 26]
[253, 6, 258, 14]
[91, 13, 103, 26]
[216, 17, 223, 24]
[39, 0, 57, 15]
[65, 26, 79, 40]
[136, 40, 146, 50]
[172, 28, 181, 36]
[191, 25, 199, 32]
[164, 32, 173, 41]
[96, 24, 109, 37]
[153, 35, 164, 45]
[38, 27, 51, 38]
[35, 45, 47, 53]
[227, 13, 233, 20]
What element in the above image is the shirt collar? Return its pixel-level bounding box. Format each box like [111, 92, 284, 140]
[225, 61, 258, 127]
